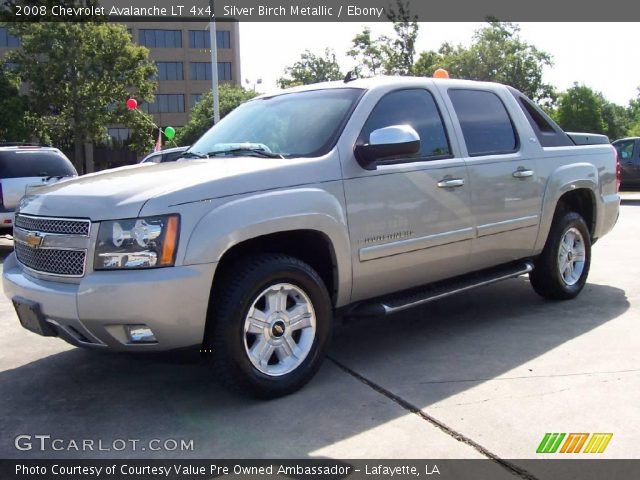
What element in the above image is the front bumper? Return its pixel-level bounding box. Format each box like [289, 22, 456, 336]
[2, 252, 217, 351]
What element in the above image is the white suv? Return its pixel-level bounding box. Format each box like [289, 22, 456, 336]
[0, 144, 77, 234]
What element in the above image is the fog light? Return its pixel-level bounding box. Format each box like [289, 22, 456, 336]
[126, 325, 157, 343]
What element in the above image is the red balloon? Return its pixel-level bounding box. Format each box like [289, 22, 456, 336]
[126, 98, 138, 110]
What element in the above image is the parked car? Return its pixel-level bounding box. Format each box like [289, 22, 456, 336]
[0, 144, 77, 235]
[612, 137, 640, 188]
[3, 76, 620, 398]
[139, 146, 189, 164]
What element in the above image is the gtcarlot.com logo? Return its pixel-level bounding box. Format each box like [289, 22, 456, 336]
[14, 435, 194, 452]
[536, 433, 613, 454]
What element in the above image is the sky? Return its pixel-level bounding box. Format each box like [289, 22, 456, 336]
[238, 22, 637, 106]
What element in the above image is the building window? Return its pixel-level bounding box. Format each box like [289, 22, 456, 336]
[188, 30, 231, 49]
[190, 62, 211, 81]
[218, 62, 232, 81]
[217, 31, 231, 49]
[189, 30, 208, 49]
[138, 29, 182, 48]
[108, 128, 131, 145]
[190, 62, 232, 81]
[191, 94, 203, 107]
[141, 95, 185, 113]
[0, 27, 20, 47]
[156, 62, 183, 81]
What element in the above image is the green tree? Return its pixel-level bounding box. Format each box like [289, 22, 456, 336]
[0, 62, 30, 142]
[414, 22, 555, 104]
[347, 28, 387, 76]
[277, 48, 343, 88]
[175, 85, 257, 146]
[597, 94, 630, 141]
[347, 2, 418, 76]
[5, 21, 157, 172]
[625, 93, 640, 137]
[555, 84, 607, 134]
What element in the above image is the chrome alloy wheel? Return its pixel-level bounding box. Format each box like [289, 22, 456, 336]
[243, 283, 316, 376]
[557, 227, 586, 286]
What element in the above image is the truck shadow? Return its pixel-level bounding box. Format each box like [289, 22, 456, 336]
[0, 277, 628, 458]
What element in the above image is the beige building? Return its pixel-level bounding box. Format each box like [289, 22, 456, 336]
[1, 22, 241, 143]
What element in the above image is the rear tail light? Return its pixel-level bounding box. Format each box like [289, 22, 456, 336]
[612, 145, 621, 192]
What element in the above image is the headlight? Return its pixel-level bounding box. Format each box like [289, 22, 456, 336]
[94, 215, 180, 270]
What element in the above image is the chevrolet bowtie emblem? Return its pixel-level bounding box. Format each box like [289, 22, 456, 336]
[25, 232, 44, 249]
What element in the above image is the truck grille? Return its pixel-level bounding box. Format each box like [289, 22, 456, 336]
[15, 242, 86, 276]
[14, 214, 90, 236]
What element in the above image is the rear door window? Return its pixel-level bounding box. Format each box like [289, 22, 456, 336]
[614, 140, 635, 161]
[448, 89, 519, 156]
[0, 150, 77, 178]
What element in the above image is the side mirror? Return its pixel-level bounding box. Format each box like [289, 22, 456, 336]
[355, 125, 420, 170]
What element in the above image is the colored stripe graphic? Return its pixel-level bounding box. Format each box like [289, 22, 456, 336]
[537, 433, 613, 454]
[560, 433, 589, 453]
[584, 433, 613, 453]
[537, 433, 565, 453]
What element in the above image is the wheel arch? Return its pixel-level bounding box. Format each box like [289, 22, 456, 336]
[183, 187, 353, 307]
[533, 163, 599, 253]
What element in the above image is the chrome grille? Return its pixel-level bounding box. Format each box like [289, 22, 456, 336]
[15, 214, 90, 236]
[15, 242, 86, 276]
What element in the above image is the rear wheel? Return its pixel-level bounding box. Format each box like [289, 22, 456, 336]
[205, 254, 332, 398]
[529, 211, 591, 300]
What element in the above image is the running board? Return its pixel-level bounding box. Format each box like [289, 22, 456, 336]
[349, 261, 534, 317]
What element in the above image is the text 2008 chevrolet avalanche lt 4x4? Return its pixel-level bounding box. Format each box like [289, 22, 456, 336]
[3, 76, 620, 398]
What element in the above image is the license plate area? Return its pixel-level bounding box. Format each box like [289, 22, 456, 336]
[12, 297, 57, 337]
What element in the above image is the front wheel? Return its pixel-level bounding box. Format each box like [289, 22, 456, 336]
[529, 211, 591, 300]
[205, 254, 332, 398]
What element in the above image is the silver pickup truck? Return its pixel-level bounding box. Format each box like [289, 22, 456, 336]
[3, 76, 620, 397]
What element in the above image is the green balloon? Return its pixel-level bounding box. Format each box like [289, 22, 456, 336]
[164, 126, 176, 140]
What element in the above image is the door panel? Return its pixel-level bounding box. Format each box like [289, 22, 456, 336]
[465, 155, 543, 271]
[444, 88, 543, 270]
[345, 160, 473, 302]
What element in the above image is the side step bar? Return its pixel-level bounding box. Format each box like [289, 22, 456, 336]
[349, 261, 534, 317]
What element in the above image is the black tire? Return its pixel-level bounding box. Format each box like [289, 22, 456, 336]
[529, 210, 591, 300]
[205, 254, 332, 398]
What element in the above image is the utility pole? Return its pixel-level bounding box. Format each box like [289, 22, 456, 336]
[208, 0, 220, 124]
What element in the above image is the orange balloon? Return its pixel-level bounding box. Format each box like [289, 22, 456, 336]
[433, 68, 450, 79]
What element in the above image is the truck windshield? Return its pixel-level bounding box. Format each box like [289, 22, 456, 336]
[189, 88, 364, 158]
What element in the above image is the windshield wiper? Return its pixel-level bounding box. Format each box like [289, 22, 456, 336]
[206, 148, 283, 159]
[180, 151, 209, 159]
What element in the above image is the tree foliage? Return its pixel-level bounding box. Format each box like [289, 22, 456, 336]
[175, 85, 258, 146]
[414, 22, 555, 104]
[277, 49, 343, 88]
[0, 62, 30, 142]
[554, 84, 607, 134]
[5, 21, 157, 171]
[347, 2, 418, 76]
[598, 94, 630, 140]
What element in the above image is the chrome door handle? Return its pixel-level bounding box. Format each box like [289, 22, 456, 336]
[513, 169, 534, 178]
[437, 178, 465, 188]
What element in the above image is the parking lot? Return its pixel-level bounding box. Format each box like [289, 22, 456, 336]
[0, 199, 638, 468]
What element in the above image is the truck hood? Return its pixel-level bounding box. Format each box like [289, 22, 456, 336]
[18, 156, 340, 220]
